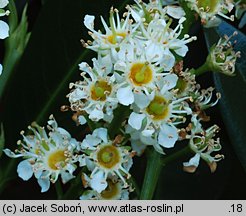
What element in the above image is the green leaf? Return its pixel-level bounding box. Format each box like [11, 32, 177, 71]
[204, 21, 246, 172]
[0, 3, 30, 98]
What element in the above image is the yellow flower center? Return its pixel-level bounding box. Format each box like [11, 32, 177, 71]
[91, 80, 112, 101]
[100, 180, 120, 200]
[146, 96, 169, 120]
[197, 0, 220, 13]
[48, 150, 67, 170]
[129, 62, 153, 86]
[97, 145, 121, 169]
[107, 32, 127, 44]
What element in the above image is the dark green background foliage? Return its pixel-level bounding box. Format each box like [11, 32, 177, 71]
[0, 0, 246, 199]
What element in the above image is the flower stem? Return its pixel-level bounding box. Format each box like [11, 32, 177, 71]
[140, 148, 162, 200]
[55, 180, 63, 200]
[190, 62, 210, 76]
[140, 145, 191, 200]
[161, 145, 191, 165]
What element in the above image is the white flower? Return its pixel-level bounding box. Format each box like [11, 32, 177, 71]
[138, 15, 196, 70]
[80, 175, 130, 200]
[127, 79, 192, 154]
[68, 56, 118, 123]
[79, 128, 133, 193]
[114, 43, 171, 106]
[183, 115, 224, 173]
[83, 7, 136, 58]
[185, 0, 234, 27]
[4, 115, 80, 192]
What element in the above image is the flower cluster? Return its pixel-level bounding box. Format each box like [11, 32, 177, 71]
[0, 0, 10, 75]
[4, 0, 240, 200]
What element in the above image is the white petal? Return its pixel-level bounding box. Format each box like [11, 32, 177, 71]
[114, 61, 127, 72]
[93, 128, 108, 143]
[82, 134, 101, 149]
[85, 158, 96, 171]
[158, 124, 178, 148]
[141, 129, 155, 137]
[78, 62, 90, 72]
[174, 44, 188, 57]
[37, 177, 50, 193]
[117, 86, 134, 106]
[118, 43, 135, 61]
[114, 72, 124, 83]
[140, 135, 156, 146]
[134, 92, 151, 109]
[0, 64, 2, 75]
[0, 0, 9, 8]
[160, 49, 175, 71]
[166, 6, 185, 19]
[78, 115, 87, 125]
[145, 42, 162, 63]
[90, 170, 107, 193]
[69, 88, 87, 102]
[0, 20, 9, 39]
[17, 160, 33, 181]
[84, 15, 95, 31]
[34, 170, 42, 179]
[161, 74, 178, 93]
[89, 109, 104, 121]
[61, 171, 74, 184]
[183, 153, 200, 167]
[128, 112, 145, 130]
[57, 127, 71, 138]
[47, 118, 58, 128]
